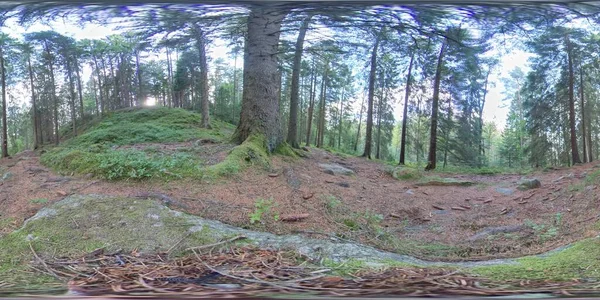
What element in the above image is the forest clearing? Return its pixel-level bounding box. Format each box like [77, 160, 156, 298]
[1, 108, 600, 297]
[3, 0, 600, 298]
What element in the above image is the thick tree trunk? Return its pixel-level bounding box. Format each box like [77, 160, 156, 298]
[194, 26, 211, 128]
[287, 14, 313, 148]
[478, 67, 491, 166]
[0, 48, 7, 157]
[376, 88, 383, 160]
[425, 39, 447, 171]
[362, 33, 381, 159]
[399, 53, 414, 165]
[565, 34, 581, 164]
[232, 53, 238, 123]
[580, 68, 587, 163]
[338, 87, 344, 149]
[233, 7, 287, 151]
[135, 50, 143, 106]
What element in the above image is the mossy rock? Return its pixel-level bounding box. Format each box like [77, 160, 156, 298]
[388, 166, 422, 180]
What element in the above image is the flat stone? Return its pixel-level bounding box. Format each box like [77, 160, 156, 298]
[318, 163, 355, 176]
[1, 172, 13, 182]
[416, 178, 475, 187]
[468, 225, 529, 242]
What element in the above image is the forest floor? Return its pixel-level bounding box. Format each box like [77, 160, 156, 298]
[2, 141, 600, 262]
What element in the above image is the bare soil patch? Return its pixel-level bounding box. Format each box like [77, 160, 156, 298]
[2, 147, 599, 261]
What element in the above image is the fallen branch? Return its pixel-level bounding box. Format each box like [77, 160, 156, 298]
[29, 242, 60, 280]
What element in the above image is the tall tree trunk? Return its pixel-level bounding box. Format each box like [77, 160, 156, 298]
[287, 13, 313, 148]
[317, 63, 328, 148]
[376, 88, 383, 160]
[0, 47, 7, 157]
[135, 50, 143, 106]
[44, 42, 60, 146]
[362, 32, 381, 159]
[425, 38, 447, 171]
[338, 86, 344, 149]
[588, 103, 593, 162]
[67, 62, 77, 137]
[232, 53, 237, 123]
[166, 47, 174, 108]
[580, 67, 587, 163]
[399, 52, 414, 165]
[305, 61, 316, 147]
[233, 7, 288, 151]
[354, 93, 366, 152]
[75, 60, 84, 119]
[27, 54, 39, 150]
[93, 56, 104, 115]
[478, 67, 491, 166]
[193, 26, 211, 128]
[565, 34, 581, 164]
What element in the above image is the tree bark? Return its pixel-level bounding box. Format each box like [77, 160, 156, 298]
[0, 47, 7, 157]
[399, 53, 414, 165]
[27, 54, 39, 149]
[317, 62, 328, 148]
[44, 41, 60, 146]
[362, 33, 381, 159]
[193, 25, 211, 128]
[305, 60, 316, 147]
[233, 7, 288, 151]
[75, 60, 84, 119]
[287, 14, 313, 148]
[425, 38, 447, 171]
[354, 94, 365, 152]
[565, 34, 581, 164]
[579, 67, 587, 163]
[67, 61, 77, 137]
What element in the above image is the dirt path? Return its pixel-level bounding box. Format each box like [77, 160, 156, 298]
[1, 148, 599, 260]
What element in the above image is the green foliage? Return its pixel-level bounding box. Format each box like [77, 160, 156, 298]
[249, 198, 279, 225]
[273, 142, 299, 158]
[41, 108, 236, 180]
[30, 198, 49, 204]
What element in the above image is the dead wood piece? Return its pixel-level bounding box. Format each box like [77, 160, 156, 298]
[459, 205, 471, 210]
[302, 193, 314, 200]
[186, 235, 246, 252]
[517, 201, 528, 205]
[483, 199, 493, 204]
[451, 207, 466, 211]
[432, 205, 445, 210]
[280, 214, 310, 222]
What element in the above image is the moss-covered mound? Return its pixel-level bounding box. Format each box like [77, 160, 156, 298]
[40, 107, 243, 180]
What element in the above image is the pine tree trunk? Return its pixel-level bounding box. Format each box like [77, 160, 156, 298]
[44, 42, 60, 146]
[193, 26, 211, 129]
[317, 63, 328, 148]
[135, 50, 143, 106]
[0, 47, 7, 157]
[376, 88, 383, 160]
[338, 87, 344, 149]
[305, 62, 316, 147]
[399, 53, 414, 165]
[425, 39, 447, 171]
[363, 33, 381, 159]
[565, 34, 581, 164]
[75, 60, 84, 119]
[354, 94, 365, 152]
[67, 62, 77, 137]
[233, 7, 287, 151]
[287, 14, 313, 148]
[27, 54, 39, 150]
[580, 68, 587, 163]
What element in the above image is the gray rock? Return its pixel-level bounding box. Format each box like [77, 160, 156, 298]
[318, 163, 355, 176]
[416, 178, 475, 187]
[10, 194, 579, 270]
[496, 187, 516, 196]
[405, 189, 414, 195]
[517, 178, 541, 191]
[1, 172, 12, 181]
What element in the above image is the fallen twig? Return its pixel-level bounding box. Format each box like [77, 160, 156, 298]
[185, 235, 246, 252]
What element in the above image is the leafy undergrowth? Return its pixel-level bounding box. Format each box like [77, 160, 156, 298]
[40, 107, 254, 180]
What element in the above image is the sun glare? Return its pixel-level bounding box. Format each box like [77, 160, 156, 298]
[145, 97, 157, 107]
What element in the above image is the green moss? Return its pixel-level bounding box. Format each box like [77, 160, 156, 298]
[0, 195, 219, 288]
[204, 134, 270, 178]
[41, 108, 236, 181]
[472, 238, 600, 281]
[273, 142, 299, 158]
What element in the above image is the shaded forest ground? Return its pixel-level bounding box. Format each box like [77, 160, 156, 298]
[1, 107, 600, 262]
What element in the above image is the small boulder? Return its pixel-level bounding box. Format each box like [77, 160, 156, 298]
[1, 172, 13, 182]
[517, 178, 541, 191]
[319, 163, 355, 176]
